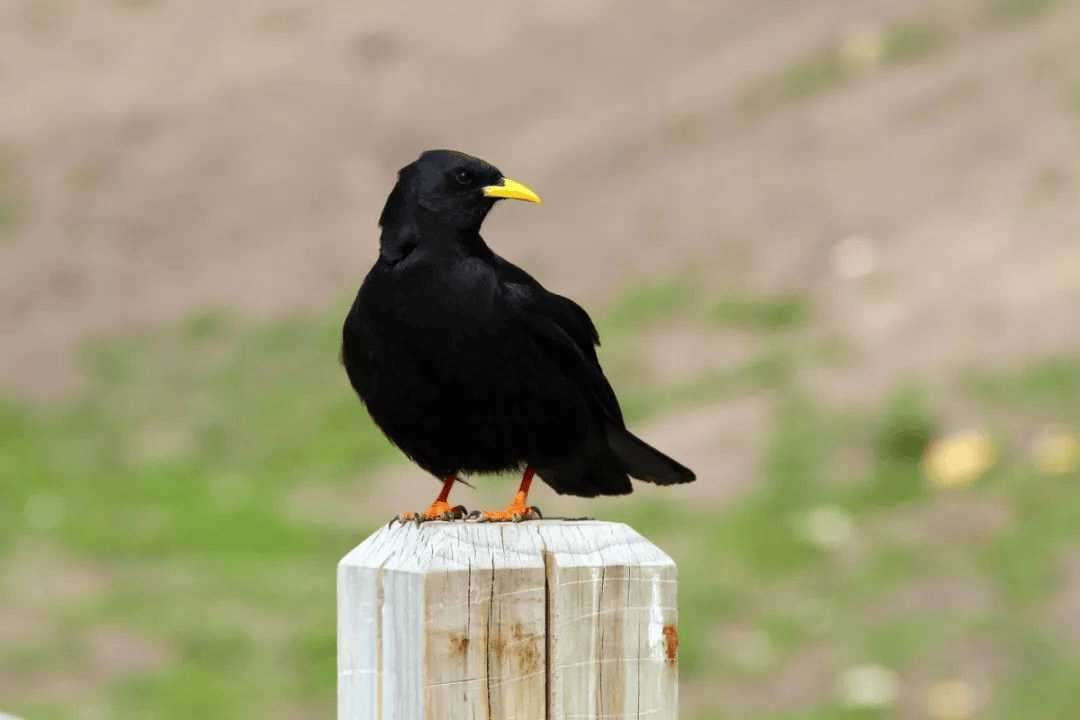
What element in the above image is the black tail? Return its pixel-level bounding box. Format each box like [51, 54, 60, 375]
[606, 425, 696, 485]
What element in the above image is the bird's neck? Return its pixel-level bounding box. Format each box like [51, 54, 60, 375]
[379, 205, 492, 262]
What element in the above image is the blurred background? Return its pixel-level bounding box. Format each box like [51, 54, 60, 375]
[2, 0, 1080, 718]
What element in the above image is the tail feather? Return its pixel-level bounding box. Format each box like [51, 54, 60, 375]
[605, 425, 696, 485]
[535, 456, 632, 497]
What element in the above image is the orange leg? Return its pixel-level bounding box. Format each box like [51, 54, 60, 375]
[482, 467, 541, 522]
[396, 475, 466, 522]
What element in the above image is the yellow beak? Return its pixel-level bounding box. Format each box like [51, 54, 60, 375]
[481, 176, 542, 204]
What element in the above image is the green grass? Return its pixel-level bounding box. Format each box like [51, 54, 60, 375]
[994, 655, 1080, 719]
[960, 356, 1080, 421]
[618, 348, 796, 423]
[740, 19, 952, 113]
[599, 277, 695, 338]
[881, 21, 951, 65]
[805, 334, 859, 368]
[988, 0, 1060, 25]
[861, 616, 955, 666]
[872, 383, 937, 463]
[0, 305, 386, 718]
[741, 46, 847, 113]
[3, 279, 1080, 718]
[709, 293, 813, 332]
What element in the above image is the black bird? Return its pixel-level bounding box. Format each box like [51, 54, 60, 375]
[341, 150, 695, 521]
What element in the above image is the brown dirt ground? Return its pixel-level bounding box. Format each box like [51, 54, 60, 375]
[2, 0, 1079, 404]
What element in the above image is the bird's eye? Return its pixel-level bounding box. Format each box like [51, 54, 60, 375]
[455, 169, 471, 186]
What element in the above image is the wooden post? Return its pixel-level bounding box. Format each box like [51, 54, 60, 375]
[338, 519, 678, 720]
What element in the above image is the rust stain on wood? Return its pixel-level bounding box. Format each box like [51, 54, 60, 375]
[511, 622, 542, 675]
[489, 632, 506, 658]
[450, 634, 470, 658]
[487, 622, 544, 677]
[663, 625, 679, 665]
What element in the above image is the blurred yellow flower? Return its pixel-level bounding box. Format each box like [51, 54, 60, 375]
[1032, 426, 1079, 475]
[923, 432, 996, 488]
[839, 20, 885, 71]
[926, 679, 976, 720]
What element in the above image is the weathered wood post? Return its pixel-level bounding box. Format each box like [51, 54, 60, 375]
[337, 519, 678, 719]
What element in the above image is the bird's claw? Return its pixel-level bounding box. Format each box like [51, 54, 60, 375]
[394, 505, 542, 524]
[439, 505, 468, 521]
[390, 504, 468, 526]
[473, 506, 542, 523]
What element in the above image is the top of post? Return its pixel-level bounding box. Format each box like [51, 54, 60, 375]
[339, 519, 675, 573]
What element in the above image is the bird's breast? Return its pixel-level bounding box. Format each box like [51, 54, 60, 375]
[363, 260, 517, 359]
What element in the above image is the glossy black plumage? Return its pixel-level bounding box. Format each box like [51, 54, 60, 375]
[341, 150, 695, 502]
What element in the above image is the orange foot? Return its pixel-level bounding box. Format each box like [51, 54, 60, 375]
[473, 495, 543, 523]
[395, 501, 467, 524]
[480, 504, 542, 522]
[471, 467, 542, 522]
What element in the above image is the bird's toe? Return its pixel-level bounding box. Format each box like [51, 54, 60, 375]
[480, 505, 542, 522]
[437, 506, 468, 522]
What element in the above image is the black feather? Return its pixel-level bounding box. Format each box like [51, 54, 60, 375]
[341, 149, 696, 499]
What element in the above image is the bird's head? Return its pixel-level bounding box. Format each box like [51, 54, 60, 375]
[380, 149, 541, 234]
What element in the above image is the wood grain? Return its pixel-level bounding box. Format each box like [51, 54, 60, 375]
[338, 520, 678, 720]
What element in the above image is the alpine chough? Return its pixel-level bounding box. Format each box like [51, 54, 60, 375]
[341, 149, 695, 521]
